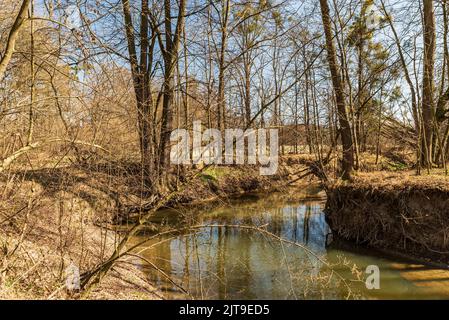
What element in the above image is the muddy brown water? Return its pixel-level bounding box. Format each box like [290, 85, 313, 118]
[130, 187, 449, 299]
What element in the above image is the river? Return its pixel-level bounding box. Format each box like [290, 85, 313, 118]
[130, 186, 449, 299]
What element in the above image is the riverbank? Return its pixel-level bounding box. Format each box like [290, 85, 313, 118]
[3, 154, 449, 299]
[0, 157, 308, 299]
[325, 171, 449, 266]
[0, 168, 163, 299]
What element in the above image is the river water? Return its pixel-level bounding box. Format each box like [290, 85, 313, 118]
[130, 187, 449, 299]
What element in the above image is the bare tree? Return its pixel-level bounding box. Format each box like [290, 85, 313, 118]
[421, 0, 436, 167]
[319, 0, 354, 180]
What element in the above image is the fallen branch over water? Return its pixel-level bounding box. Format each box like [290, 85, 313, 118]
[80, 223, 356, 299]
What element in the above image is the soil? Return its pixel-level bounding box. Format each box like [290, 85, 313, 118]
[325, 171, 449, 266]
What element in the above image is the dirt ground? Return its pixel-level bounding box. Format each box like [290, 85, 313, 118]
[326, 171, 449, 265]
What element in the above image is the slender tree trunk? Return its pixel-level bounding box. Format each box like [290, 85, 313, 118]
[304, 60, 312, 154]
[243, 55, 251, 127]
[159, 0, 186, 183]
[294, 58, 299, 154]
[319, 0, 354, 180]
[27, 0, 35, 146]
[217, 0, 230, 132]
[182, 23, 189, 129]
[380, 0, 419, 132]
[421, 0, 436, 168]
[122, 0, 154, 186]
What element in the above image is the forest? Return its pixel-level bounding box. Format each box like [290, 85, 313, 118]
[1, 0, 449, 300]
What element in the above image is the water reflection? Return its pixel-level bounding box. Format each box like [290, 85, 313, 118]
[130, 189, 449, 300]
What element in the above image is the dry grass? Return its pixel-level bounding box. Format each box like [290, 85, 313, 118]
[350, 170, 449, 191]
[0, 173, 162, 299]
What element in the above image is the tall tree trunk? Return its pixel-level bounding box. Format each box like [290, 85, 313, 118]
[422, 0, 436, 168]
[319, 0, 354, 180]
[159, 0, 186, 183]
[122, 0, 154, 186]
[303, 57, 312, 154]
[27, 0, 35, 146]
[243, 56, 251, 127]
[182, 22, 189, 129]
[217, 0, 230, 132]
